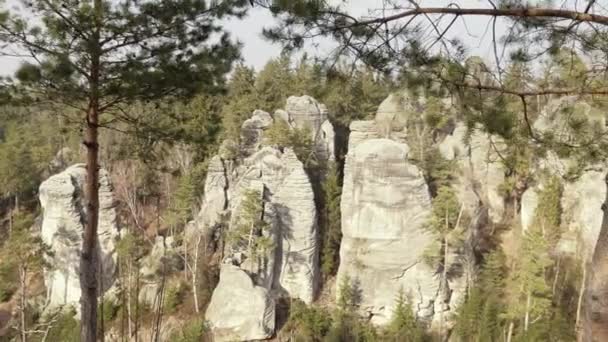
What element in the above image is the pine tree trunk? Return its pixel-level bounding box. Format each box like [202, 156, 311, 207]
[19, 266, 26, 342]
[80, 1, 102, 340]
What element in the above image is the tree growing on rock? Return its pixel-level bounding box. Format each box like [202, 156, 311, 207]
[321, 162, 342, 278]
[0, 1, 249, 339]
[226, 188, 273, 267]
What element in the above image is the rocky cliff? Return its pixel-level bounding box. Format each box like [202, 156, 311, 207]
[39, 164, 119, 310]
[198, 96, 333, 341]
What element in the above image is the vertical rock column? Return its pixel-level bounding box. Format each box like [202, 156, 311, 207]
[39, 164, 119, 310]
[337, 138, 435, 325]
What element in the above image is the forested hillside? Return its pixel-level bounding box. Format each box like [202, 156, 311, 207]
[1, 1, 608, 342]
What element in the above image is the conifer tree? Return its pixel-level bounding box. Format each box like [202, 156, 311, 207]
[321, 162, 342, 277]
[385, 289, 424, 342]
[256, 53, 295, 110]
[226, 188, 273, 264]
[0, 1, 248, 339]
[221, 63, 260, 139]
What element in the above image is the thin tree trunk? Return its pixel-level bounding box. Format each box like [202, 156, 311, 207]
[506, 322, 514, 342]
[524, 290, 531, 331]
[20, 266, 27, 342]
[553, 256, 561, 297]
[134, 268, 139, 342]
[126, 258, 133, 339]
[576, 260, 587, 334]
[192, 234, 202, 313]
[80, 1, 102, 340]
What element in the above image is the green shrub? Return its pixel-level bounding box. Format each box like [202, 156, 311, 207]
[98, 298, 120, 325]
[0, 261, 17, 302]
[44, 308, 80, 342]
[283, 300, 333, 341]
[164, 281, 186, 314]
[170, 317, 208, 342]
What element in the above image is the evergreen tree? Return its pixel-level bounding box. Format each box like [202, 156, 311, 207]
[256, 54, 295, 110]
[0, 1, 249, 338]
[507, 229, 553, 339]
[385, 289, 425, 342]
[221, 63, 260, 139]
[321, 162, 342, 277]
[226, 189, 273, 263]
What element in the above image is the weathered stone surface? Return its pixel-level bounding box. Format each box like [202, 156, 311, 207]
[202, 146, 319, 340]
[439, 123, 506, 223]
[375, 93, 410, 137]
[561, 171, 606, 256]
[285, 95, 335, 163]
[338, 138, 436, 325]
[348, 120, 407, 152]
[205, 264, 275, 342]
[39, 164, 119, 310]
[285, 95, 326, 133]
[191, 155, 229, 234]
[241, 110, 273, 156]
[274, 152, 318, 304]
[520, 187, 539, 232]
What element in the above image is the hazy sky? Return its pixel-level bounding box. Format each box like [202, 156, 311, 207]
[0, 0, 581, 75]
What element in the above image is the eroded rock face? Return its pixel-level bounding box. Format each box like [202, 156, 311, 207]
[338, 138, 436, 325]
[285, 95, 335, 163]
[439, 123, 506, 224]
[206, 264, 275, 342]
[375, 93, 411, 137]
[203, 127, 321, 339]
[274, 152, 318, 304]
[39, 164, 119, 310]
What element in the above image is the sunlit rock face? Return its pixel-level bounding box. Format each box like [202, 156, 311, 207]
[337, 138, 437, 325]
[205, 265, 276, 342]
[39, 164, 119, 310]
[202, 96, 333, 341]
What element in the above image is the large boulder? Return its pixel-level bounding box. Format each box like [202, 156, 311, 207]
[39, 164, 119, 310]
[337, 138, 436, 325]
[205, 264, 275, 342]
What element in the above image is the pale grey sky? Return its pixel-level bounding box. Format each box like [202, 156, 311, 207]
[0, 0, 586, 75]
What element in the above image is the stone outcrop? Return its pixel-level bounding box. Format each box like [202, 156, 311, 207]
[202, 96, 329, 341]
[206, 265, 275, 342]
[284, 95, 335, 163]
[337, 138, 436, 325]
[39, 164, 119, 310]
[439, 123, 506, 224]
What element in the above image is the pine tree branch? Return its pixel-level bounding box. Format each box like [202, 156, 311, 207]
[338, 7, 608, 28]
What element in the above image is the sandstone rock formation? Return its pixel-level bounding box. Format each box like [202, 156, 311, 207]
[202, 97, 329, 340]
[285, 95, 335, 163]
[39, 164, 119, 310]
[439, 123, 506, 224]
[337, 138, 436, 325]
[206, 265, 275, 342]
